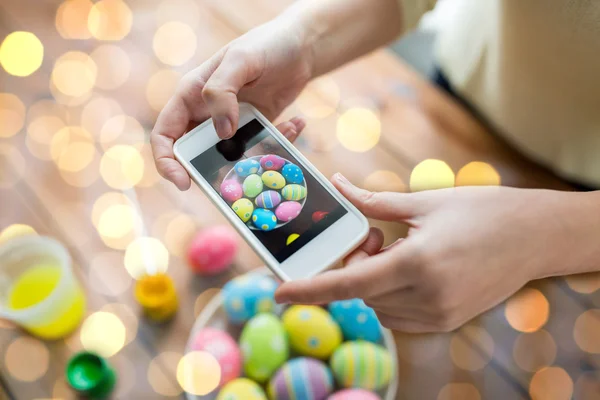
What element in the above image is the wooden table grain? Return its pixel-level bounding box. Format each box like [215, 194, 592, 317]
[1, 1, 599, 399]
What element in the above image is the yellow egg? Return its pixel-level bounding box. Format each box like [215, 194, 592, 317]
[217, 378, 267, 400]
[282, 305, 342, 359]
[231, 198, 254, 222]
[261, 171, 285, 190]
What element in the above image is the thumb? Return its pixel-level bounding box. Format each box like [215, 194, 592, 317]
[332, 173, 421, 221]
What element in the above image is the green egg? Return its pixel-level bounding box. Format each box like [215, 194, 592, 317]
[330, 341, 393, 391]
[243, 174, 264, 198]
[281, 184, 307, 201]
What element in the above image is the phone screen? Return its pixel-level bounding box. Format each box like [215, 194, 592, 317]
[191, 119, 348, 262]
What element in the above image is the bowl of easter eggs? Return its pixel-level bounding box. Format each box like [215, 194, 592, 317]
[220, 155, 308, 231]
[185, 269, 398, 400]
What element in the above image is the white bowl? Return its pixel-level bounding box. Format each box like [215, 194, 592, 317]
[185, 268, 399, 400]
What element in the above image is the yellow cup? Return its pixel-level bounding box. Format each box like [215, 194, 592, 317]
[135, 273, 178, 322]
[0, 236, 86, 340]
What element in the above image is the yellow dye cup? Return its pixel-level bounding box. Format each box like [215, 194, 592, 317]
[135, 273, 178, 322]
[0, 236, 86, 340]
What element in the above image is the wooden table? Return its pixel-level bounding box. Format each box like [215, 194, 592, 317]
[1, 1, 599, 399]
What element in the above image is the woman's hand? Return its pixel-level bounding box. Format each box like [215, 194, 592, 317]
[151, 19, 313, 190]
[275, 175, 597, 333]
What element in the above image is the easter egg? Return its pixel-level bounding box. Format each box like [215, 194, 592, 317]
[217, 378, 267, 400]
[282, 305, 342, 359]
[222, 273, 278, 323]
[275, 201, 302, 222]
[232, 198, 254, 223]
[281, 184, 307, 201]
[312, 211, 329, 223]
[255, 190, 282, 209]
[286, 233, 299, 245]
[261, 171, 286, 189]
[240, 313, 289, 383]
[281, 163, 304, 184]
[330, 342, 393, 391]
[220, 179, 243, 203]
[234, 159, 260, 177]
[191, 328, 242, 386]
[243, 174, 264, 198]
[252, 209, 277, 231]
[328, 299, 382, 343]
[260, 154, 286, 171]
[328, 389, 381, 400]
[268, 358, 334, 400]
[187, 226, 238, 275]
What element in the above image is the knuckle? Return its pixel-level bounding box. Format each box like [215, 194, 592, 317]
[332, 278, 355, 300]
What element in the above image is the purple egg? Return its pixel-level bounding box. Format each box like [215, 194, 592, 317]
[268, 358, 333, 400]
[220, 179, 243, 203]
[260, 154, 286, 171]
[275, 201, 302, 222]
[255, 190, 282, 209]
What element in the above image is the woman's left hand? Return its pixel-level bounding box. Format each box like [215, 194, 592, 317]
[275, 175, 590, 333]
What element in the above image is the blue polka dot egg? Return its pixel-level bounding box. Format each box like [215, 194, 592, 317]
[251, 208, 277, 231]
[222, 273, 278, 323]
[328, 299, 382, 343]
[281, 163, 304, 184]
[234, 159, 261, 177]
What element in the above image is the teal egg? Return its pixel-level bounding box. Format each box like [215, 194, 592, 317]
[243, 174, 263, 198]
[251, 209, 277, 231]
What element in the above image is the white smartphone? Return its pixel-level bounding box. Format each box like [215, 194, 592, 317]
[174, 103, 369, 281]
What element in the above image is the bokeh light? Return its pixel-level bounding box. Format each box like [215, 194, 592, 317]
[438, 383, 481, 400]
[176, 351, 221, 396]
[0, 144, 26, 188]
[363, 170, 405, 193]
[146, 69, 181, 112]
[573, 309, 600, 353]
[88, 0, 133, 41]
[513, 330, 557, 372]
[4, 337, 49, 382]
[296, 77, 340, 119]
[89, 252, 132, 296]
[50, 126, 95, 172]
[26, 115, 66, 160]
[51, 51, 97, 98]
[97, 203, 142, 249]
[58, 154, 101, 188]
[100, 145, 145, 189]
[410, 159, 455, 192]
[395, 332, 444, 366]
[52, 379, 73, 399]
[153, 22, 197, 66]
[80, 311, 126, 357]
[124, 237, 169, 278]
[194, 288, 222, 318]
[505, 288, 549, 333]
[99, 115, 145, 150]
[529, 367, 573, 400]
[137, 144, 163, 188]
[450, 325, 494, 371]
[153, 211, 197, 258]
[147, 352, 183, 396]
[574, 372, 600, 400]
[91, 191, 133, 227]
[90, 44, 131, 90]
[56, 0, 93, 39]
[81, 96, 123, 137]
[101, 303, 138, 346]
[565, 273, 600, 294]
[0, 224, 37, 245]
[336, 108, 381, 152]
[0, 93, 25, 138]
[156, 0, 200, 26]
[455, 161, 501, 186]
[0, 32, 44, 77]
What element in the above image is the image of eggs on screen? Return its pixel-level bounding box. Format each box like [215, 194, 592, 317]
[191, 119, 348, 262]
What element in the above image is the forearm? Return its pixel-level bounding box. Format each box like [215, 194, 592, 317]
[280, 0, 403, 77]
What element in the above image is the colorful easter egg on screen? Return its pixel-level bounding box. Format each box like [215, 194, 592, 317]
[239, 314, 289, 383]
[275, 201, 302, 222]
[286, 233, 299, 245]
[243, 174, 263, 197]
[268, 358, 334, 400]
[252, 209, 277, 231]
[260, 154, 286, 171]
[312, 211, 329, 223]
[220, 179, 243, 203]
[330, 342, 393, 391]
[281, 163, 304, 184]
[262, 171, 286, 189]
[222, 273, 278, 323]
[191, 328, 242, 386]
[328, 389, 381, 400]
[255, 190, 281, 209]
[232, 198, 254, 222]
[234, 159, 260, 177]
[282, 184, 307, 201]
[328, 299, 382, 343]
[282, 305, 342, 359]
[217, 378, 267, 400]
[187, 226, 238, 275]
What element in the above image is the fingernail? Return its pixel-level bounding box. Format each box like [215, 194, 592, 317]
[336, 173, 350, 185]
[215, 117, 232, 139]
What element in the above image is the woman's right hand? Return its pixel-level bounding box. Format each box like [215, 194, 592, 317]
[151, 18, 314, 190]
